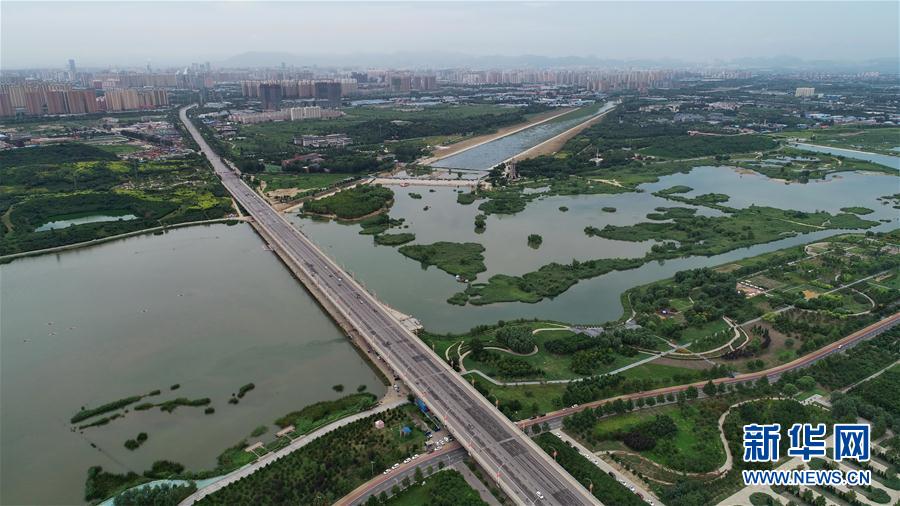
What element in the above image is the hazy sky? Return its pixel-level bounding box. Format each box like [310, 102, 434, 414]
[2, 1, 898, 69]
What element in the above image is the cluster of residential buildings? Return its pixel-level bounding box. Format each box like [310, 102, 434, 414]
[228, 106, 344, 124]
[0, 82, 169, 117]
[240, 79, 356, 109]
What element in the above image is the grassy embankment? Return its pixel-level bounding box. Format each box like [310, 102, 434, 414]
[86, 393, 379, 503]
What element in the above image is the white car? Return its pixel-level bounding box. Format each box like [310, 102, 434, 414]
[403, 458, 411, 464]
[412, 454, 419, 460]
[392, 463, 399, 469]
[536, 491, 545, 501]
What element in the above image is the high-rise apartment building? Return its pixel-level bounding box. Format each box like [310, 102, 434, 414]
[0, 94, 14, 117]
[258, 83, 283, 110]
[314, 81, 341, 107]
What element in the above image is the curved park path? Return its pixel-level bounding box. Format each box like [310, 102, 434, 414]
[177, 399, 407, 506]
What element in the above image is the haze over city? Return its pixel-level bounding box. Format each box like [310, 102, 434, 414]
[2, 2, 900, 506]
[3, 1, 899, 69]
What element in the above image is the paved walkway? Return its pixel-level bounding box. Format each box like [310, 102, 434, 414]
[463, 347, 674, 386]
[178, 399, 407, 505]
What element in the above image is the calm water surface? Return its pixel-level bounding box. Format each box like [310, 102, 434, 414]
[297, 166, 897, 333]
[433, 102, 617, 171]
[791, 143, 900, 170]
[35, 213, 138, 232]
[1, 224, 384, 505]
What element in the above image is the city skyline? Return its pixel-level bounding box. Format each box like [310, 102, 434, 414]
[2, 1, 898, 69]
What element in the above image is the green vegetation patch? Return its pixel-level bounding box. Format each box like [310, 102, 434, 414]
[374, 232, 416, 246]
[0, 142, 118, 166]
[457, 192, 478, 205]
[71, 395, 145, 424]
[840, 206, 875, 215]
[399, 241, 486, 280]
[113, 482, 197, 506]
[656, 185, 693, 195]
[157, 397, 211, 413]
[274, 393, 377, 433]
[195, 405, 427, 505]
[304, 184, 394, 220]
[1, 153, 233, 255]
[384, 469, 488, 506]
[258, 172, 356, 192]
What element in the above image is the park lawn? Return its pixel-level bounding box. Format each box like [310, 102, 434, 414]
[617, 362, 702, 383]
[643, 406, 726, 472]
[669, 297, 694, 312]
[795, 386, 827, 402]
[93, 143, 144, 155]
[683, 319, 733, 352]
[873, 273, 900, 290]
[258, 172, 356, 192]
[469, 376, 566, 419]
[593, 404, 726, 473]
[464, 339, 648, 381]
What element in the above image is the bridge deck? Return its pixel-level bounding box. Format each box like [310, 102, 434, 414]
[180, 105, 598, 506]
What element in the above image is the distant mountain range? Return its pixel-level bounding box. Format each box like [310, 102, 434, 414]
[218, 51, 899, 73]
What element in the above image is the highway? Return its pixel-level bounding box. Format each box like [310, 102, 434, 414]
[179, 105, 598, 506]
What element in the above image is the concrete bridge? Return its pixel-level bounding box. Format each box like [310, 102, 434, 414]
[180, 105, 599, 506]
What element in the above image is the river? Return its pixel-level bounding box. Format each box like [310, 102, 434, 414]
[432, 102, 617, 171]
[295, 166, 897, 333]
[0, 224, 385, 505]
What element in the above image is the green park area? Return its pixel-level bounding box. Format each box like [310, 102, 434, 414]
[0, 143, 233, 255]
[194, 404, 430, 506]
[420, 321, 726, 420]
[581, 401, 726, 473]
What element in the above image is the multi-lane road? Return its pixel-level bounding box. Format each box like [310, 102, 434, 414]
[179, 105, 598, 506]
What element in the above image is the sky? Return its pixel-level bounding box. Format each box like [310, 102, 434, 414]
[2, 1, 898, 69]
